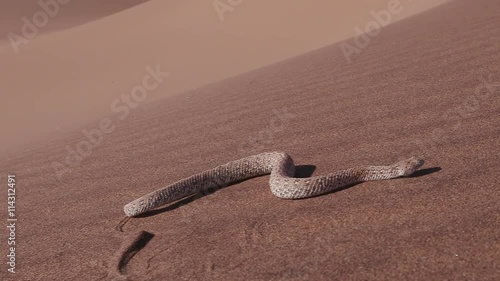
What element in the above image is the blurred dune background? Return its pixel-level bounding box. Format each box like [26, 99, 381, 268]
[0, 0, 447, 156]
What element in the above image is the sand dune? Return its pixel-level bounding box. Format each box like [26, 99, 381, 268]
[0, 0, 447, 156]
[0, 0, 150, 40]
[1, 0, 499, 280]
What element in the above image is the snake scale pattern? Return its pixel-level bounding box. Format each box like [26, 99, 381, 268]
[124, 152, 424, 217]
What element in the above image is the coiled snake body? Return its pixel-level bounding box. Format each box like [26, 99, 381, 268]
[124, 152, 424, 217]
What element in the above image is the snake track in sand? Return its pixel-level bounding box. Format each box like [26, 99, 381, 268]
[124, 152, 424, 217]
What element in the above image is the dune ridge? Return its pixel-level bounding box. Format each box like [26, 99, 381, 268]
[0, 0, 448, 156]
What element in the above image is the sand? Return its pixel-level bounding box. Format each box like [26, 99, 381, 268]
[1, 0, 499, 280]
[0, 0, 448, 155]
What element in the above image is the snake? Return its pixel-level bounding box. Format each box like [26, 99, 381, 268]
[124, 152, 424, 217]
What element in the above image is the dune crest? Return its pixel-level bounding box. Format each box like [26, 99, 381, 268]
[0, 0, 447, 155]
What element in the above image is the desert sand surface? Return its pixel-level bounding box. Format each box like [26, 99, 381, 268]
[1, 0, 500, 280]
[0, 0, 447, 156]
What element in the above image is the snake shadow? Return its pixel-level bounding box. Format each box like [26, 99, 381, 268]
[406, 167, 441, 177]
[134, 165, 440, 218]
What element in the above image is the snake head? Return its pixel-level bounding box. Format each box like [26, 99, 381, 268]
[398, 156, 425, 177]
